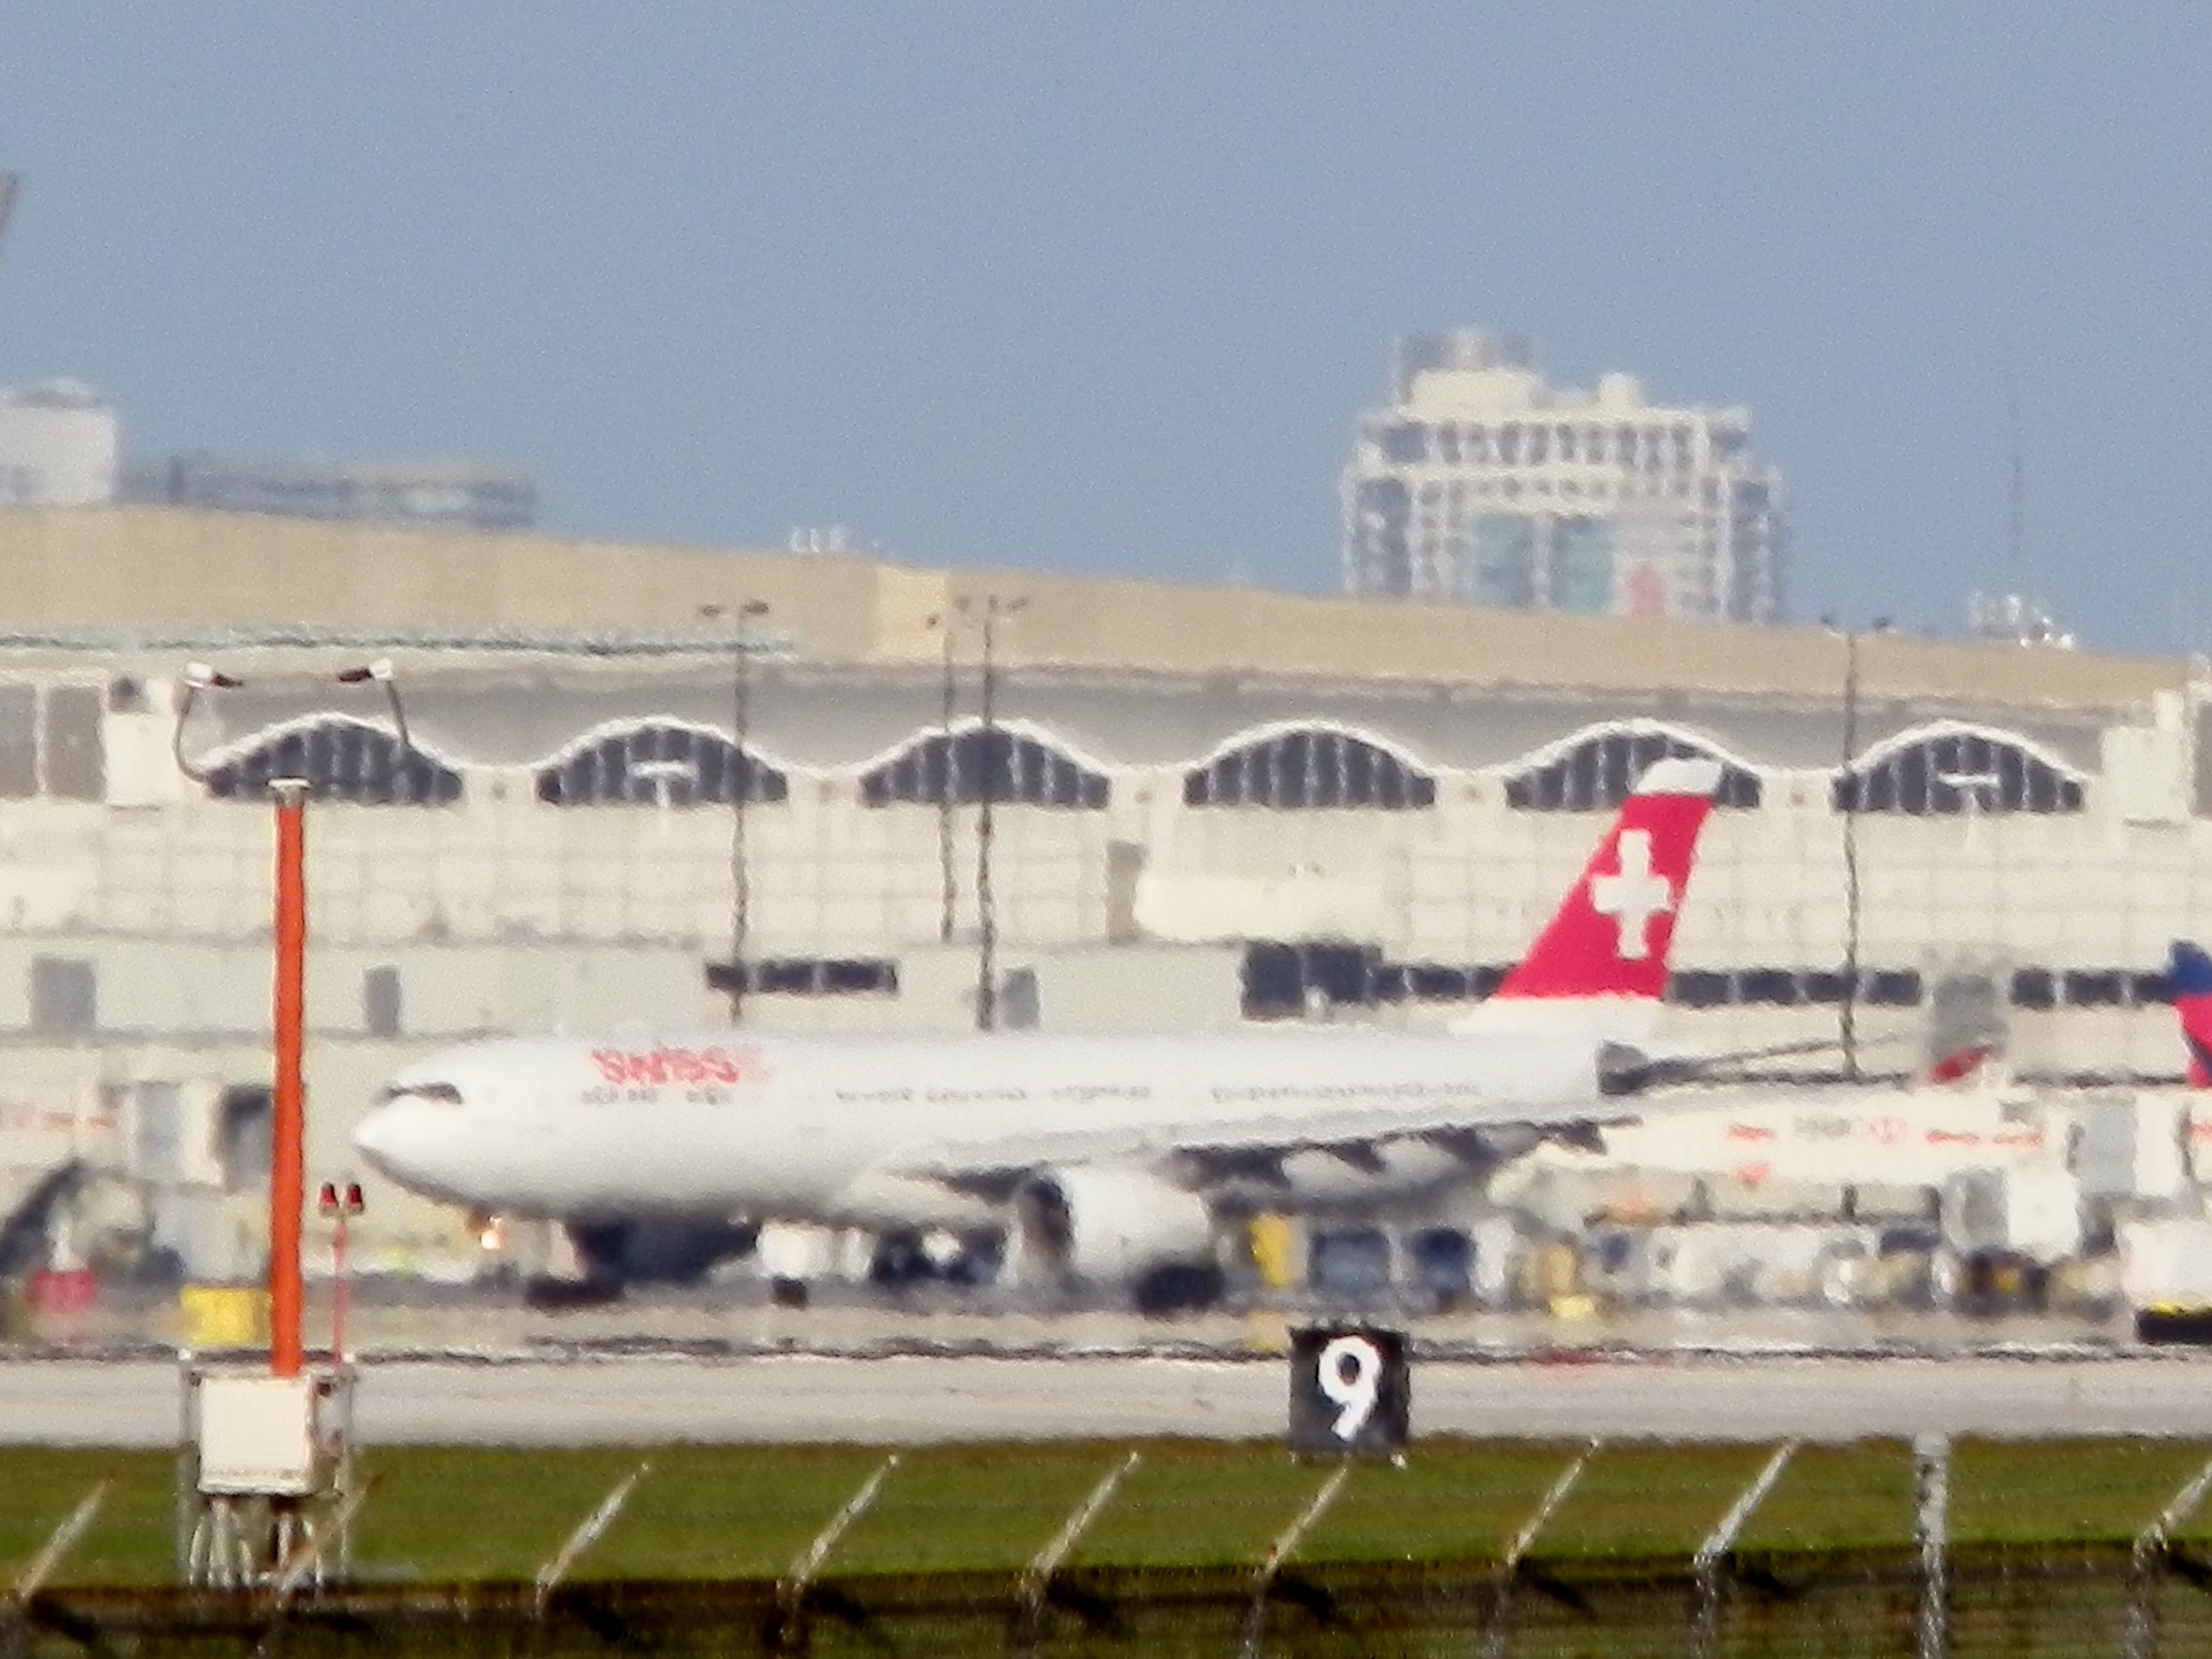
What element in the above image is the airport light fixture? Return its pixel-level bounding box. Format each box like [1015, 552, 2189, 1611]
[700, 600, 770, 1025]
[170, 663, 244, 783]
[630, 758, 690, 838]
[956, 594, 1028, 1031]
[1934, 768, 2004, 857]
[1934, 769, 2002, 811]
[336, 657, 413, 779]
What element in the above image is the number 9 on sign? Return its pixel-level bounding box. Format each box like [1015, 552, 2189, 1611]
[1289, 1326, 1409, 1455]
[1318, 1335, 1381, 1440]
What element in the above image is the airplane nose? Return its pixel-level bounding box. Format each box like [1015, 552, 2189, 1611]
[351, 1109, 411, 1184]
[354, 1098, 478, 1206]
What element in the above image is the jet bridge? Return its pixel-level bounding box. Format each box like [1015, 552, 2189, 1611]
[0, 1157, 87, 1284]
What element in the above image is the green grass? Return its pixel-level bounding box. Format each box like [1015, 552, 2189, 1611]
[1067, 1442, 1348, 1570]
[6, 1438, 2212, 1586]
[1533, 1441, 1775, 1559]
[1304, 1440, 1578, 1564]
[834, 1445, 1125, 1575]
[355, 1444, 897, 1581]
[0, 1449, 180, 1586]
[1951, 1438, 2212, 1547]
[1735, 1441, 1917, 1553]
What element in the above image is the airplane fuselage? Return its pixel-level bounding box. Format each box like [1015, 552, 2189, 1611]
[354, 1025, 1605, 1226]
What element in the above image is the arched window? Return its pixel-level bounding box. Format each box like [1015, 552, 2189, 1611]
[535, 722, 788, 806]
[1504, 726, 1762, 810]
[1834, 726, 2085, 815]
[204, 719, 463, 805]
[1183, 728, 1436, 809]
[859, 726, 1109, 808]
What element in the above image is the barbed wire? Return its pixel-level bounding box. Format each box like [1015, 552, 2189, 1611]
[0, 624, 797, 658]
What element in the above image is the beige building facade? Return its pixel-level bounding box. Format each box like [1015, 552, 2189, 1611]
[0, 506, 2204, 1275]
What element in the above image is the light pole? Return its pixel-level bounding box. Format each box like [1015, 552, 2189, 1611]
[174, 658, 410, 1380]
[957, 594, 1026, 1031]
[701, 600, 770, 1025]
[925, 611, 959, 945]
[1839, 626, 1862, 1083]
[316, 1179, 364, 1361]
[1823, 619, 1889, 1083]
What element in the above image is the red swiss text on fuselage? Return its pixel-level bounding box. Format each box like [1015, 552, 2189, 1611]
[588, 1046, 758, 1088]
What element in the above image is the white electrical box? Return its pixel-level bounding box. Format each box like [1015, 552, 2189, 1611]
[2120, 1218, 2212, 1311]
[196, 1374, 321, 1497]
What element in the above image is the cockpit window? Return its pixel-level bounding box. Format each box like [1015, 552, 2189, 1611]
[375, 1081, 464, 1107]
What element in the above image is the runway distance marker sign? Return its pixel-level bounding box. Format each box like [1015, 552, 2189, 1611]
[1288, 1326, 1409, 1456]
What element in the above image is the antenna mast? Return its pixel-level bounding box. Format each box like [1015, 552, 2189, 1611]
[2004, 368, 2024, 594]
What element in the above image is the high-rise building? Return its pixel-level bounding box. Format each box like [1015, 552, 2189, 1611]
[1341, 330, 1784, 623]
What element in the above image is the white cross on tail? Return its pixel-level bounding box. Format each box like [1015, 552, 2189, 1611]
[1588, 828, 1675, 961]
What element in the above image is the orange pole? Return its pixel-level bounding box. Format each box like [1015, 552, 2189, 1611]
[270, 780, 309, 1378]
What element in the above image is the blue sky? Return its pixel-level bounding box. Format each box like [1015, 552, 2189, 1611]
[3, 7, 2208, 648]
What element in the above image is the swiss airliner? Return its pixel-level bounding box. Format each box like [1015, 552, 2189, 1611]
[355, 757, 1724, 1308]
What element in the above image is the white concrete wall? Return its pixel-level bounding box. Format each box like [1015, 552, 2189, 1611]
[3, 745, 2210, 1019]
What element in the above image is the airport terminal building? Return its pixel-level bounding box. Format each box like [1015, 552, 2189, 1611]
[0, 507, 2203, 1274]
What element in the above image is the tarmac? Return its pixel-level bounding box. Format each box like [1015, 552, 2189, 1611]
[11, 1349, 2212, 1447]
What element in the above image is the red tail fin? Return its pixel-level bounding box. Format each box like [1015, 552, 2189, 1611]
[2171, 941, 2212, 1087]
[1492, 757, 1721, 1004]
[1926, 1043, 1994, 1086]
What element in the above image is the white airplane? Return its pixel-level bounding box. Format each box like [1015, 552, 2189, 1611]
[354, 757, 1726, 1309]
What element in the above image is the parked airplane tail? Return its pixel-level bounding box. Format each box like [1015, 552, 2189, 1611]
[1454, 756, 1722, 1040]
[1926, 1042, 1996, 1086]
[2170, 939, 2212, 1087]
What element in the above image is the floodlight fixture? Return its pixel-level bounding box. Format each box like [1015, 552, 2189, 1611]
[333, 661, 412, 759]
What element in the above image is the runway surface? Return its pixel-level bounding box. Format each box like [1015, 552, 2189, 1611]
[12, 1351, 2212, 1446]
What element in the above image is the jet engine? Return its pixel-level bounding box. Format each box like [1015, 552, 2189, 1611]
[1013, 1165, 1223, 1314]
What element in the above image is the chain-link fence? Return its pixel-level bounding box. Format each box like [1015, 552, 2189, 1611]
[9, 1547, 2212, 1657]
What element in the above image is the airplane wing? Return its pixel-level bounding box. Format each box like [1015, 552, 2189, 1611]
[872, 1053, 1971, 1192]
[877, 1093, 1635, 1185]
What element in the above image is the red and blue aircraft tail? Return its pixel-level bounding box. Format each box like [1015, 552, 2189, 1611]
[2171, 940, 2212, 1087]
